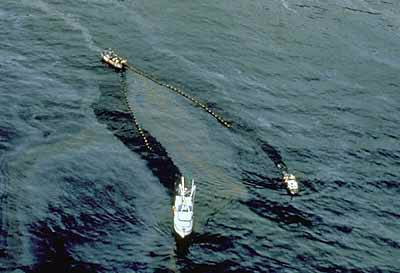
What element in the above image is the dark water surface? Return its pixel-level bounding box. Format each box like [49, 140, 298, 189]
[1, 0, 399, 272]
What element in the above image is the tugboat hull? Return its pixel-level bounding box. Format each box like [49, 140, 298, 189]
[101, 49, 127, 71]
[101, 58, 126, 71]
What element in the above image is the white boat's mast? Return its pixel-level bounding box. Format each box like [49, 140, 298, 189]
[181, 176, 185, 196]
[190, 179, 195, 198]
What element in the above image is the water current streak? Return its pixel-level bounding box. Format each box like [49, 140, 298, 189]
[126, 64, 232, 128]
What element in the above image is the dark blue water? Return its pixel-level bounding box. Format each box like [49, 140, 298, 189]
[1, 0, 399, 272]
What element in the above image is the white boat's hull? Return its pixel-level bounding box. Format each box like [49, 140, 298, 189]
[283, 173, 299, 195]
[100, 50, 127, 70]
[102, 56, 124, 69]
[173, 177, 195, 239]
[173, 204, 193, 238]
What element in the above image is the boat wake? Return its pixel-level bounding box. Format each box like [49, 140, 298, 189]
[21, 0, 101, 53]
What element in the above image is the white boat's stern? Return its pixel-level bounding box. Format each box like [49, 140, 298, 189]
[283, 173, 299, 195]
[286, 177, 299, 195]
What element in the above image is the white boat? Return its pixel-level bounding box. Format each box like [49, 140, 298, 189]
[283, 172, 299, 195]
[173, 176, 196, 239]
[101, 48, 127, 70]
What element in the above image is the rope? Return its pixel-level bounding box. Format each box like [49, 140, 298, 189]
[126, 64, 231, 128]
[121, 78, 152, 151]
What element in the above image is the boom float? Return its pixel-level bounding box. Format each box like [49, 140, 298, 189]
[120, 76, 152, 151]
[101, 49, 231, 128]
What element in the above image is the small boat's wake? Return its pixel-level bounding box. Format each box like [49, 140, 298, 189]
[280, 0, 297, 13]
[22, 0, 101, 53]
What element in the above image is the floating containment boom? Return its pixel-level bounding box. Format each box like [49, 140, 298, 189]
[100, 48, 231, 128]
[120, 75, 152, 151]
[126, 63, 232, 128]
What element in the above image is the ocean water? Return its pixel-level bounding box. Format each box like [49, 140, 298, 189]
[1, 0, 399, 272]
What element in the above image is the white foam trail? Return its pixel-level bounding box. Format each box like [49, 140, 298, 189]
[21, 0, 100, 52]
[280, 0, 297, 13]
[355, 0, 378, 13]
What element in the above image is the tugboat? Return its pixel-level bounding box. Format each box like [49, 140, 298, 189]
[101, 48, 127, 70]
[173, 176, 196, 239]
[282, 172, 299, 195]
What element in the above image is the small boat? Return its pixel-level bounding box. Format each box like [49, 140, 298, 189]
[101, 48, 127, 70]
[283, 172, 299, 195]
[173, 176, 196, 239]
